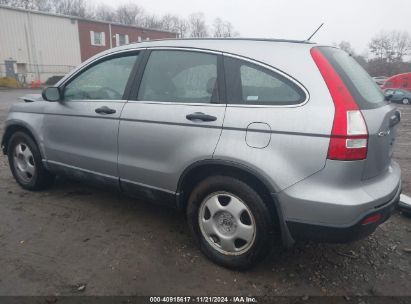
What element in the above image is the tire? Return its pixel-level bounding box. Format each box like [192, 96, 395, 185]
[186, 175, 275, 269]
[402, 98, 410, 105]
[7, 131, 55, 191]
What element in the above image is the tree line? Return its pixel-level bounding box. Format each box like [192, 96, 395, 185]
[1, 0, 410, 77]
[0, 0, 239, 38]
[335, 30, 411, 77]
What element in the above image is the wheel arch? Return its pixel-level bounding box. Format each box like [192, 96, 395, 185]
[176, 159, 293, 245]
[1, 122, 42, 157]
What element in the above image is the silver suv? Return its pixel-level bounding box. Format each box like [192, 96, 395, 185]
[1, 39, 402, 269]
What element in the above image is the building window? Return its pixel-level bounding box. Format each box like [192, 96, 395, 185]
[115, 34, 129, 47]
[90, 31, 106, 46]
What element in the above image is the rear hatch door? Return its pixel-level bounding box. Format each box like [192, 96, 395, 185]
[319, 47, 400, 180]
[362, 106, 400, 179]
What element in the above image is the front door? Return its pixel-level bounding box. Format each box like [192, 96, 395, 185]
[43, 52, 139, 186]
[118, 49, 226, 197]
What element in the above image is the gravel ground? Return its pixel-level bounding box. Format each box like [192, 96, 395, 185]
[0, 89, 410, 296]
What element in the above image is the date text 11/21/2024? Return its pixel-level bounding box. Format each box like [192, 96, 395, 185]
[149, 296, 257, 303]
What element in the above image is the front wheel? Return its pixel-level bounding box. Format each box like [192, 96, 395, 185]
[403, 98, 410, 105]
[7, 132, 55, 191]
[186, 175, 275, 269]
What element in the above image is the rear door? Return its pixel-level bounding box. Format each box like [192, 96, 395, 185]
[118, 49, 226, 195]
[318, 47, 400, 180]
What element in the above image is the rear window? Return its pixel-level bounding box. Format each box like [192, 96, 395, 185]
[224, 56, 306, 105]
[319, 47, 386, 109]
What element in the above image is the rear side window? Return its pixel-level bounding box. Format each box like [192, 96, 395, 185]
[138, 50, 219, 103]
[318, 47, 385, 108]
[224, 56, 306, 105]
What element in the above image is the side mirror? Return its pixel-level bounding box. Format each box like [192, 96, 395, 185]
[42, 87, 61, 102]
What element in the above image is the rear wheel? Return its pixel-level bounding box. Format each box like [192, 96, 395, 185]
[7, 132, 55, 191]
[186, 175, 275, 269]
[402, 98, 410, 105]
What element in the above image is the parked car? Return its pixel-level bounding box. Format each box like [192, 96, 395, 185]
[384, 88, 411, 104]
[372, 76, 388, 86]
[45, 75, 64, 86]
[381, 72, 411, 91]
[1, 39, 402, 269]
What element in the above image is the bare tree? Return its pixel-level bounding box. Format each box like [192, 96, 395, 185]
[140, 14, 162, 29]
[33, 0, 52, 11]
[53, 0, 91, 18]
[212, 18, 238, 38]
[95, 4, 116, 22]
[160, 14, 177, 31]
[334, 40, 355, 55]
[367, 30, 411, 76]
[160, 14, 189, 37]
[0, 0, 37, 9]
[369, 32, 392, 61]
[17, 0, 34, 9]
[116, 3, 145, 25]
[391, 30, 411, 61]
[0, 0, 241, 40]
[188, 12, 208, 38]
[175, 18, 189, 38]
[369, 30, 411, 62]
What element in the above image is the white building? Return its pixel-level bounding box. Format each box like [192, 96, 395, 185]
[0, 5, 81, 83]
[0, 5, 176, 83]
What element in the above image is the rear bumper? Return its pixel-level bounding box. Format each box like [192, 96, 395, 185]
[286, 183, 401, 243]
[273, 160, 401, 245]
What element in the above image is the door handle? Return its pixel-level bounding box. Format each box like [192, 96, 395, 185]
[95, 106, 116, 115]
[186, 112, 217, 122]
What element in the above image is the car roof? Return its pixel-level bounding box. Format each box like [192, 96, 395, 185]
[131, 37, 315, 44]
[60, 38, 331, 90]
[104, 37, 319, 56]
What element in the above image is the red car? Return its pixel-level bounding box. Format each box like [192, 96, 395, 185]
[382, 72, 411, 91]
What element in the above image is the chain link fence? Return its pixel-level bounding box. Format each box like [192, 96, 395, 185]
[0, 64, 6, 77]
[0, 63, 75, 86]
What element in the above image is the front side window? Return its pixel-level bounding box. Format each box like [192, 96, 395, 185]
[138, 50, 219, 103]
[224, 56, 306, 105]
[64, 54, 138, 101]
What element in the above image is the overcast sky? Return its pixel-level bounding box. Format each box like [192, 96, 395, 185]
[98, 0, 411, 55]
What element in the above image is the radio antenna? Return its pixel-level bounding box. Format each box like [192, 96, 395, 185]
[306, 23, 324, 41]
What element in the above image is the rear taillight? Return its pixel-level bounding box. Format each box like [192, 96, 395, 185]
[361, 213, 381, 225]
[311, 47, 368, 161]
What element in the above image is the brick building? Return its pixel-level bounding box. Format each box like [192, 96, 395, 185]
[78, 19, 177, 62]
[0, 5, 177, 82]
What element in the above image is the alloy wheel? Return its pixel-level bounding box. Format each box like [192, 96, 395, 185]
[13, 143, 36, 182]
[198, 192, 256, 255]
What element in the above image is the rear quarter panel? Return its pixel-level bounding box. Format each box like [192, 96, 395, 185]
[213, 43, 335, 192]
